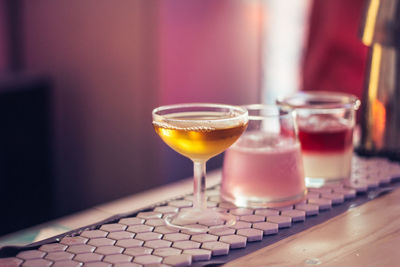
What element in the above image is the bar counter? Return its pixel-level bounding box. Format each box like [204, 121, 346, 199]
[1, 169, 400, 266]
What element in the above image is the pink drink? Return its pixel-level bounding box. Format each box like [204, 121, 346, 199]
[221, 133, 306, 208]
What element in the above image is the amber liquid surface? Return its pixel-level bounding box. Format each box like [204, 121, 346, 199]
[153, 112, 247, 161]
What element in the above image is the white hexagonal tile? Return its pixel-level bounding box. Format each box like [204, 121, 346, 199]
[113, 263, 142, 267]
[133, 255, 163, 265]
[218, 202, 237, 209]
[236, 228, 263, 242]
[127, 224, 154, 233]
[21, 258, 52, 267]
[208, 227, 236, 236]
[229, 208, 253, 216]
[308, 198, 332, 210]
[333, 188, 356, 199]
[190, 234, 218, 243]
[281, 209, 306, 222]
[115, 239, 144, 248]
[87, 238, 116, 247]
[52, 260, 82, 267]
[123, 246, 153, 257]
[266, 215, 292, 228]
[295, 203, 319, 216]
[254, 209, 279, 217]
[95, 245, 124, 256]
[163, 254, 192, 267]
[67, 244, 96, 254]
[80, 230, 108, 239]
[153, 247, 182, 257]
[100, 223, 127, 232]
[103, 254, 133, 264]
[154, 206, 179, 214]
[219, 235, 247, 249]
[229, 221, 251, 230]
[17, 250, 45, 260]
[145, 219, 165, 227]
[144, 239, 172, 249]
[83, 262, 111, 267]
[45, 251, 74, 261]
[252, 221, 279, 235]
[172, 240, 201, 250]
[201, 241, 229, 256]
[182, 248, 211, 261]
[180, 224, 208, 235]
[163, 233, 191, 242]
[168, 200, 192, 208]
[39, 243, 67, 253]
[135, 232, 163, 241]
[119, 217, 145, 226]
[73, 252, 103, 263]
[137, 211, 162, 219]
[107, 231, 135, 240]
[321, 193, 345, 205]
[240, 215, 265, 223]
[0, 257, 23, 267]
[60, 236, 88, 246]
[154, 226, 180, 234]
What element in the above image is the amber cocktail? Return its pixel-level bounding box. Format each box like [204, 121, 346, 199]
[152, 103, 248, 231]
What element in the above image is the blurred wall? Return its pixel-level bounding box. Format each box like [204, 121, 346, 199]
[158, 0, 262, 181]
[0, 1, 7, 71]
[159, 1, 261, 104]
[22, 0, 261, 217]
[23, 0, 161, 216]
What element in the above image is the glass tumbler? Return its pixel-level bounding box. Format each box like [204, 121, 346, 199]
[277, 91, 360, 187]
[221, 105, 306, 208]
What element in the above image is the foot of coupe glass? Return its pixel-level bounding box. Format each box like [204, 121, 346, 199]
[164, 208, 236, 232]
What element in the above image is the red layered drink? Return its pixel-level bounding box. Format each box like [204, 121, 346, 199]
[298, 114, 353, 182]
[277, 91, 360, 186]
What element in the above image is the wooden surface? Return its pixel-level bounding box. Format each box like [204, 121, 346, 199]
[225, 187, 400, 267]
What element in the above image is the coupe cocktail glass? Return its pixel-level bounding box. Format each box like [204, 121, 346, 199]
[152, 103, 248, 232]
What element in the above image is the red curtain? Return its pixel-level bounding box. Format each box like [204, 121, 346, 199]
[302, 0, 368, 100]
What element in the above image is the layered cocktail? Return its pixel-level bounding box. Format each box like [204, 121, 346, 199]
[278, 92, 360, 187]
[298, 114, 353, 181]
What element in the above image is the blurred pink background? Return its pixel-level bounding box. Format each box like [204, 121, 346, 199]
[0, 0, 261, 224]
[0, 0, 370, 237]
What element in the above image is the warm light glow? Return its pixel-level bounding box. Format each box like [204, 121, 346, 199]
[372, 99, 386, 148]
[362, 0, 380, 46]
[366, 43, 383, 149]
[368, 43, 382, 102]
[245, 1, 264, 27]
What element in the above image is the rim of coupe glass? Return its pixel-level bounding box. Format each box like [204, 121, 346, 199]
[243, 104, 293, 120]
[276, 91, 361, 110]
[152, 103, 248, 123]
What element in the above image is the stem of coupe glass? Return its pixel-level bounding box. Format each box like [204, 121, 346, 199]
[193, 161, 207, 210]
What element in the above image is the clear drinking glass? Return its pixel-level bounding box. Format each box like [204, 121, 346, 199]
[221, 105, 306, 208]
[152, 103, 248, 232]
[277, 91, 360, 187]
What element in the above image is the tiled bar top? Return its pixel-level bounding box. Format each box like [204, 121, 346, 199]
[0, 170, 216, 248]
[1, 157, 400, 266]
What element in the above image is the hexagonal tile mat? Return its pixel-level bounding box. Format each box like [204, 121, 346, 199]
[1, 157, 400, 266]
